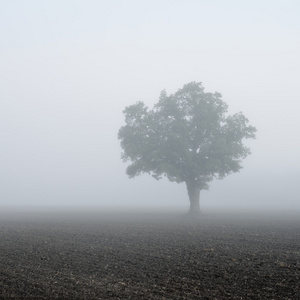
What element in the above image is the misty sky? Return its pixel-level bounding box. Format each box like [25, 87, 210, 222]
[1, 0, 299, 210]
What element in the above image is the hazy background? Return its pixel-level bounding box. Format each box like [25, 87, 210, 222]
[1, 0, 299, 211]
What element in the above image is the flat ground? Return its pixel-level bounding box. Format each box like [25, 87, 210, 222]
[0, 207, 299, 299]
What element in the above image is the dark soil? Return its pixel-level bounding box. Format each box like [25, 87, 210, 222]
[0, 209, 299, 299]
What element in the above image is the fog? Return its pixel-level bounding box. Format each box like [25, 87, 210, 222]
[1, 1, 299, 212]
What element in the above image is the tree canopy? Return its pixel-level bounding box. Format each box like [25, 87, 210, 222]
[118, 82, 256, 214]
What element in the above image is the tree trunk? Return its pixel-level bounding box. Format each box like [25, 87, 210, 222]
[186, 181, 200, 215]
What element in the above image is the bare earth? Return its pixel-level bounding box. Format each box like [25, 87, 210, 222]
[0, 208, 299, 299]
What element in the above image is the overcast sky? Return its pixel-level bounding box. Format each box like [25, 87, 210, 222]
[1, 0, 299, 210]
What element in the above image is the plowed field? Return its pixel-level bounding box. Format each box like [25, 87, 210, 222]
[0, 209, 299, 299]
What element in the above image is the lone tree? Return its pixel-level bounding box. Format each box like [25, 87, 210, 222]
[118, 82, 256, 215]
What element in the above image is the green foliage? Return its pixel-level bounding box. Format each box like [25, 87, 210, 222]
[118, 82, 256, 190]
